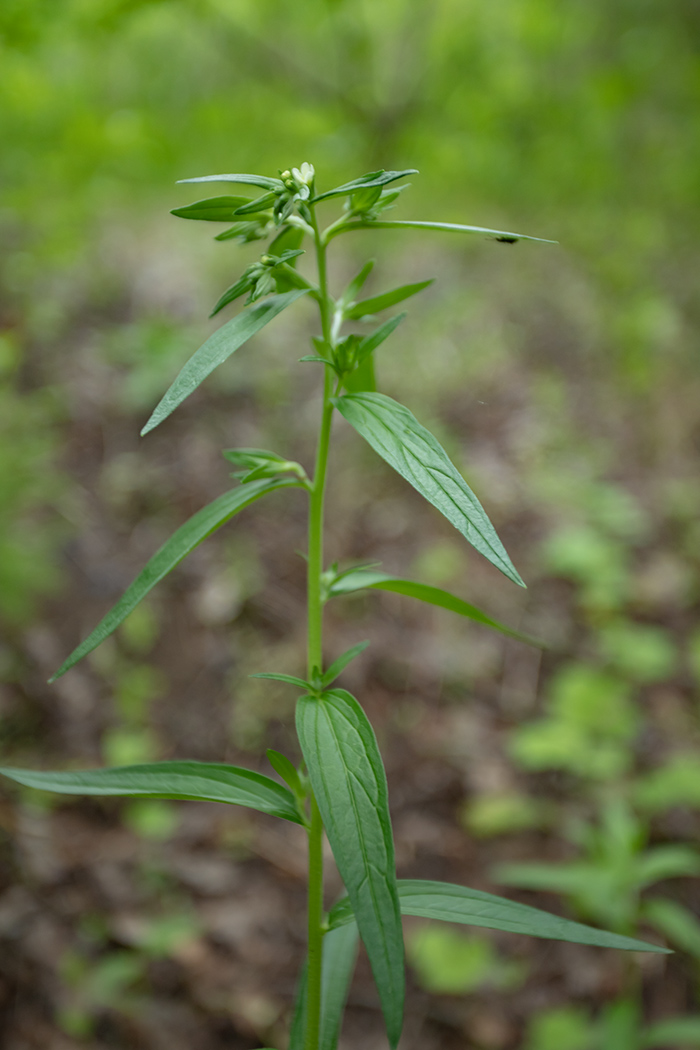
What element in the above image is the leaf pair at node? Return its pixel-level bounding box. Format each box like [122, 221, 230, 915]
[251, 641, 370, 695]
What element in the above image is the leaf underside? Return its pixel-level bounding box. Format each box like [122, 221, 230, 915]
[142, 289, 308, 434]
[328, 879, 669, 953]
[50, 478, 298, 681]
[333, 392, 524, 587]
[0, 761, 302, 824]
[296, 689, 404, 1048]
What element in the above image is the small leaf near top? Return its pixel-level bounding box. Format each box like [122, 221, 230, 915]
[177, 173, 283, 192]
[321, 641, 369, 688]
[171, 196, 252, 221]
[311, 169, 418, 204]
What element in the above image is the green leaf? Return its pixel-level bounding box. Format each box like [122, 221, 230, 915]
[354, 314, 406, 364]
[338, 259, 375, 308]
[636, 845, 700, 886]
[296, 689, 404, 1048]
[265, 749, 304, 800]
[333, 393, 524, 587]
[327, 570, 541, 646]
[642, 1018, 700, 1047]
[327, 880, 669, 953]
[343, 355, 376, 393]
[319, 924, 359, 1050]
[177, 173, 283, 192]
[0, 761, 303, 824]
[171, 196, 252, 221]
[269, 225, 305, 256]
[233, 192, 277, 215]
[311, 169, 418, 204]
[141, 290, 308, 434]
[50, 478, 296, 681]
[344, 280, 433, 320]
[209, 274, 254, 318]
[250, 673, 309, 689]
[335, 219, 556, 244]
[321, 642, 369, 688]
[287, 925, 359, 1050]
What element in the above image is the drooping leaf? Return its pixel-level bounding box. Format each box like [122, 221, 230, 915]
[311, 170, 418, 204]
[344, 280, 433, 320]
[171, 196, 252, 221]
[177, 173, 283, 192]
[50, 478, 298, 681]
[333, 393, 524, 587]
[334, 219, 556, 244]
[327, 570, 540, 646]
[321, 641, 369, 688]
[296, 690, 404, 1048]
[142, 290, 308, 434]
[288, 924, 360, 1050]
[0, 761, 303, 824]
[327, 880, 668, 953]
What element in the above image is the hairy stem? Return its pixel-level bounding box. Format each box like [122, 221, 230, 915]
[304, 205, 335, 1050]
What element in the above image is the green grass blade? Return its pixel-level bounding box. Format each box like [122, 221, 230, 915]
[344, 280, 433, 319]
[50, 478, 297, 681]
[0, 761, 303, 824]
[320, 924, 359, 1050]
[177, 173, 283, 192]
[327, 880, 669, 953]
[142, 290, 308, 434]
[328, 570, 541, 646]
[170, 195, 252, 221]
[311, 169, 417, 204]
[333, 393, 524, 587]
[296, 690, 404, 1048]
[338, 219, 556, 243]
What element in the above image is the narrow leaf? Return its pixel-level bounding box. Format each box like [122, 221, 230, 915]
[339, 259, 375, 307]
[171, 196, 252, 221]
[311, 169, 418, 204]
[251, 673, 310, 689]
[328, 880, 669, 953]
[355, 313, 406, 363]
[177, 173, 283, 192]
[345, 280, 433, 320]
[50, 478, 297, 681]
[234, 192, 277, 215]
[321, 641, 369, 688]
[335, 219, 556, 244]
[266, 750, 304, 800]
[333, 393, 524, 587]
[328, 570, 541, 646]
[142, 290, 308, 434]
[0, 761, 302, 824]
[320, 924, 360, 1050]
[296, 690, 404, 1047]
[209, 274, 253, 317]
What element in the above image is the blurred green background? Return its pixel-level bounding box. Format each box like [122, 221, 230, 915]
[2, 2, 700, 1048]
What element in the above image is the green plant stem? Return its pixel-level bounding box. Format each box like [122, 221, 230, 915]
[303, 205, 335, 1050]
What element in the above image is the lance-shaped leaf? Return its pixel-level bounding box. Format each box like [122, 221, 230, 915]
[344, 280, 433, 320]
[327, 570, 541, 646]
[142, 289, 308, 434]
[311, 169, 418, 204]
[0, 761, 303, 824]
[321, 641, 369, 688]
[327, 880, 669, 953]
[354, 314, 405, 365]
[50, 478, 298, 681]
[171, 196, 252, 221]
[296, 689, 404, 1048]
[209, 273, 254, 317]
[177, 173, 283, 192]
[333, 219, 556, 244]
[338, 259, 375, 308]
[333, 393, 524, 587]
[288, 924, 360, 1050]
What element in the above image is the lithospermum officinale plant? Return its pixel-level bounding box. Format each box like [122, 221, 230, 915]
[1, 164, 669, 1049]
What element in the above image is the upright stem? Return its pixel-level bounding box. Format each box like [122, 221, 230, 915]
[304, 206, 334, 1050]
